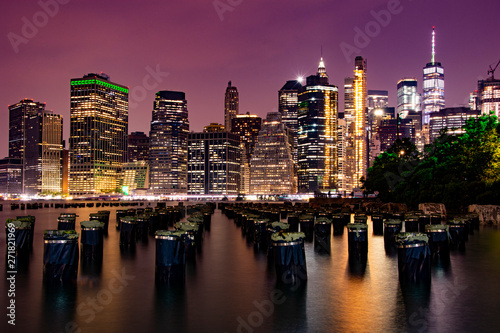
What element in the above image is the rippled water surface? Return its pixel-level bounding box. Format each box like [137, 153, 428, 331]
[1, 202, 499, 333]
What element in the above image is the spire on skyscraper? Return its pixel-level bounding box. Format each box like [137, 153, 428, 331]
[431, 26, 436, 64]
[318, 57, 328, 78]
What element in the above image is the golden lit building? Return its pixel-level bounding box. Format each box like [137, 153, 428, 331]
[69, 73, 128, 196]
[353, 56, 367, 190]
[250, 112, 296, 195]
[231, 113, 261, 194]
[24, 110, 63, 195]
[297, 58, 338, 193]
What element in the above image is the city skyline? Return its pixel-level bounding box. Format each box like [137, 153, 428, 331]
[1, 0, 500, 159]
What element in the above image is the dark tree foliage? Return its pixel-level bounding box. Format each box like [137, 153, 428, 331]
[362, 114, 500, 211]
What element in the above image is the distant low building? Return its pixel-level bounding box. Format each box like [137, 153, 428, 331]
[477, 77, 500, 116]
[0, 158, 23, 195]
[429, 107, 480, 142]
[122, 161, 149, 192]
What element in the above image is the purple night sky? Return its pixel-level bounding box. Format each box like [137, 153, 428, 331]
[1, 0, 499, 158]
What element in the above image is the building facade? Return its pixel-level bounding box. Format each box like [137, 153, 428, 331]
[0, 158, 23, 195]
[149, 90, 189, 195]
[224, 81, 239, 132]
[477, 78, 500, 116]
[352, 56, 367, 190]
[69, 73, 128, 196]
[24, 110, 63, 195]
[8, 99, 46, 160]
[378, 118, 415, 153]
[279, 80, 302, 164]
[122, 161, 149, 193]
[297, 58, 338, 193]
[429, 107, 480, 142]
[128, 131, 149, 162]
[367, 90, 389, 114]
[342, 78, 355, 192]
[231, 113, 262, 194]
[368, 107, 394, 166]
[250, 112, 295, 195]
[397, 78, 421, 119]
[187, 129, 240, 195]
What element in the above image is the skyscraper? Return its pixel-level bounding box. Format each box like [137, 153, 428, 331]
[231, 113, 262, 194]
[250, 112, 295, 195]
[342, 78, 355, 192]
[297, 58, 339, 193]
[224, 81, 239, 132]
[149, 90, 189, 195]
[352, 56, 367, 190]
[279, 80, 302, 164]
[397, 78, 421, 118]
[187, 126, 240, 195]
[24, 110, 63, 195]
[422, 27, 445, 125]
[8, 99, 45, 160]
[69, 73, 128, 196]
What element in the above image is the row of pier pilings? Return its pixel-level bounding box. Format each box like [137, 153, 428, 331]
[4, 202, 480, 286]
[9, 201, 146, 211]
[154, 203, 215, 285]
[4, 203, 216, 285]
[215, 202, 480, 286]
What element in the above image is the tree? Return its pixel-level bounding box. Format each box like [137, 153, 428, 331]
[363, 114, 500, 211]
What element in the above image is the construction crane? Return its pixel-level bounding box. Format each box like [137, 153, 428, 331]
[488, 60, 500, 80]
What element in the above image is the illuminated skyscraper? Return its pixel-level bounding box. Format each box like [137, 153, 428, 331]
[231, 113, 261, 194]
[352, 56, 367, 190]
[397, 78, 421, 118]
[422, 27, 445, 124]
[344, 77, 355, 126]
[342, 78, 355, 192]
[297, 58, 338, 193]
[24, 110, 63, 195]
[188, 126, 240, 195]
[149, 90, 189, 195]
[69, 73, 128, 196]
[279, 80, 302, 163]
[8, 99, 45, 160]
[8, 99, 47, 192]
[250, 112, 295, 195]
[224, 81, 239, 132]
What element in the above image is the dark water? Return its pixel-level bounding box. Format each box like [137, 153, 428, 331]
[1, 202, 500, 333]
